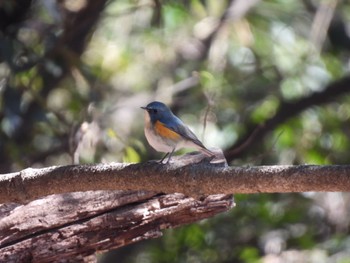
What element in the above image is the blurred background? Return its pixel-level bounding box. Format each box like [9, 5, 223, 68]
[1, 0, 350, 262]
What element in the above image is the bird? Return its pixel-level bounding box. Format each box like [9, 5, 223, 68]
[141, 101, 214, 163]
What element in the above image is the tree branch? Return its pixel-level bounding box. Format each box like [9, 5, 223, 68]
[224, 75, 350, 161]
[1, 151, 350, 205]
[1, 150, 349, 261]
[0, 191, 234, 262]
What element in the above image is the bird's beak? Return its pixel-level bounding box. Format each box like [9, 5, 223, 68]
[141, 106, 147, 110]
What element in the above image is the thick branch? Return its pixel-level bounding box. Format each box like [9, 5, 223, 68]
[1, 151, 350, 204]
[0, 191, 234, 262]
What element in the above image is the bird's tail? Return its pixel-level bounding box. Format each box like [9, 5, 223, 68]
[200, 147, 215, 157]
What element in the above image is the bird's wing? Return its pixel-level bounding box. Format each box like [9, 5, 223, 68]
[161, 115, 207, 149]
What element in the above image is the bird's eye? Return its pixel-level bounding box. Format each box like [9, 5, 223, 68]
[153, 109, 158, 114]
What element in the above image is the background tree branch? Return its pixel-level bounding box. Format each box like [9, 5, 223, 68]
[0, 0, 109, 172]
[224, 75, 350, 162]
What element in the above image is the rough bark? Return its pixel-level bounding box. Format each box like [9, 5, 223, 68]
[0, 151, 234, 262]
[1, 151, 350, 204]
[0, 191, 234, 263]
[1, 150, 350, 262]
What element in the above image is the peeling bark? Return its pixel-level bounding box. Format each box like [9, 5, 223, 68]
[0, 191, 234, 263]
[1, 150, 350, 261]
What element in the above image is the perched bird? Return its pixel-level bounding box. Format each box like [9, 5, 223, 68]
[141, 101, 214, 163]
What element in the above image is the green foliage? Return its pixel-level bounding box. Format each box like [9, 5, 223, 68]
[239, 247, 261, 263]
[123, 146, 141, 163]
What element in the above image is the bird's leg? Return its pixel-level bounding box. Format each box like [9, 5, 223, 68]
[159, 152, 169, 164]
[165, 148, 176, 164]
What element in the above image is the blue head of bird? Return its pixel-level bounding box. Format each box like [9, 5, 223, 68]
[141, 101, 173, 123]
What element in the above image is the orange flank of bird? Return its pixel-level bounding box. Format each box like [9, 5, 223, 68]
[154, 120, 181, 140]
